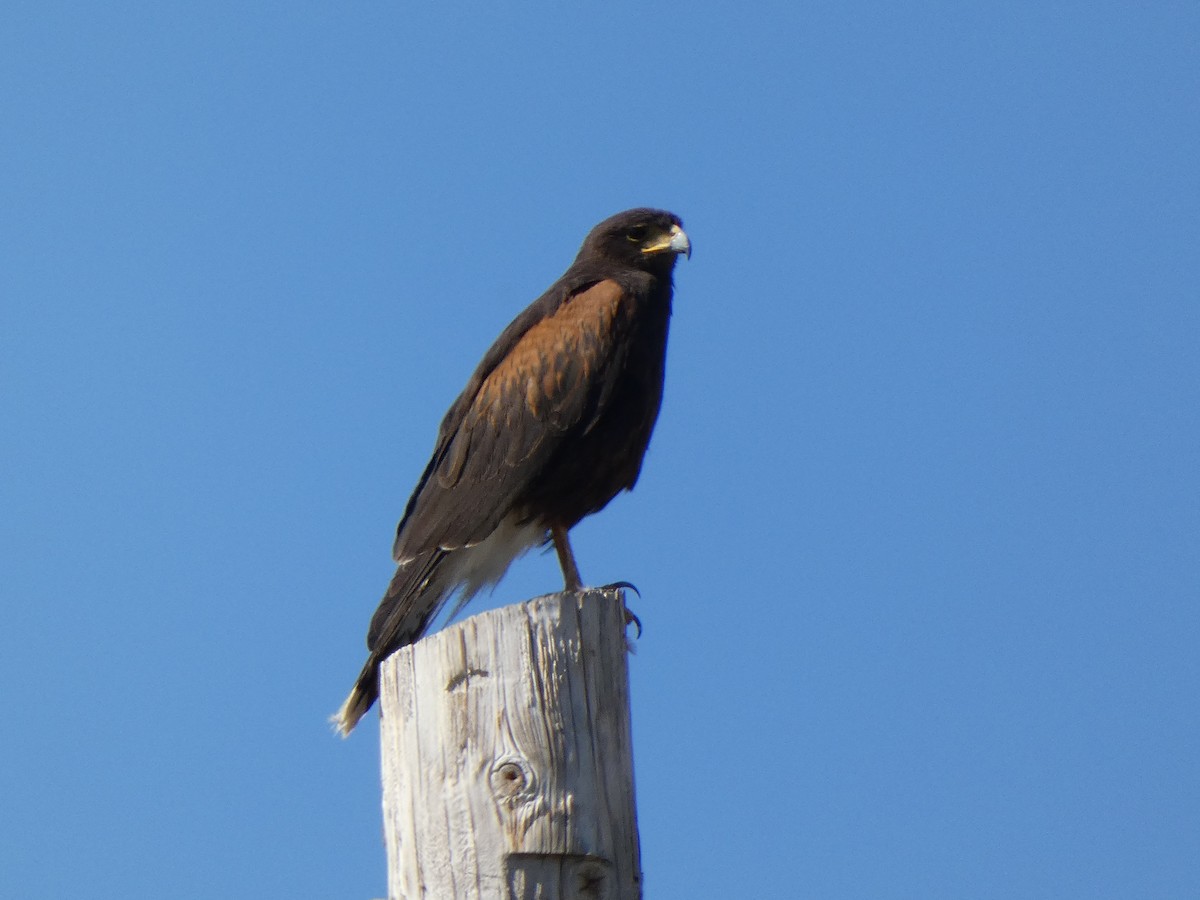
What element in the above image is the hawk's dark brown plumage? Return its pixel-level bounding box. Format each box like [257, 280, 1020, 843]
[334, 208, 690, 734]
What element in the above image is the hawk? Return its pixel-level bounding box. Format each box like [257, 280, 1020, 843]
[334, 208, 690, 735]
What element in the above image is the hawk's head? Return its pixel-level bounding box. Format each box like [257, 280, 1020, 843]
[577, 208, 691, 274]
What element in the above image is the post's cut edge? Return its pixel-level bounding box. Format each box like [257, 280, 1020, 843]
[375, 587, 630, 678]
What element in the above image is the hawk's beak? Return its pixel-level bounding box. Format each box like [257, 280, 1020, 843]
[642, 224, 692, 259]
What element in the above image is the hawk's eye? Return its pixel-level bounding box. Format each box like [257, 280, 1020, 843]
[625, 225, 650, 243]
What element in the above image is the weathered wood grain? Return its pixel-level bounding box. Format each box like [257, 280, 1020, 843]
[378, 588, 641, 900]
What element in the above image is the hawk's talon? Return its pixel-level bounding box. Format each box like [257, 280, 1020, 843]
[622, 606, 642, 639]
[599, 580, 641, 598]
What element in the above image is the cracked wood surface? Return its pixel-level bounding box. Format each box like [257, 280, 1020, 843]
[379, 589, 641, 900]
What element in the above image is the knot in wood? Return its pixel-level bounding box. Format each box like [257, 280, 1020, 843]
[489, 757, 534, 801]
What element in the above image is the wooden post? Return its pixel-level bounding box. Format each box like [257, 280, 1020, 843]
[377, 588, 642, 900]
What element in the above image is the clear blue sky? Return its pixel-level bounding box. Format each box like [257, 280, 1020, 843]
[3, 3, 1197, 898]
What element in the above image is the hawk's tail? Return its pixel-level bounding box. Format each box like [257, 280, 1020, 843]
[332, 521, 542, 736]
[330, 551, 450, 737]
[330, 659, 380, 737]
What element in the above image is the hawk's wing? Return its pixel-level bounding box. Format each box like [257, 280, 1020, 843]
[392, 278, 637, 563]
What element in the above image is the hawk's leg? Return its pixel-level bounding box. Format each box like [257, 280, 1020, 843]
[551, 524, 583, 593]
[551, 530, 641, 636]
